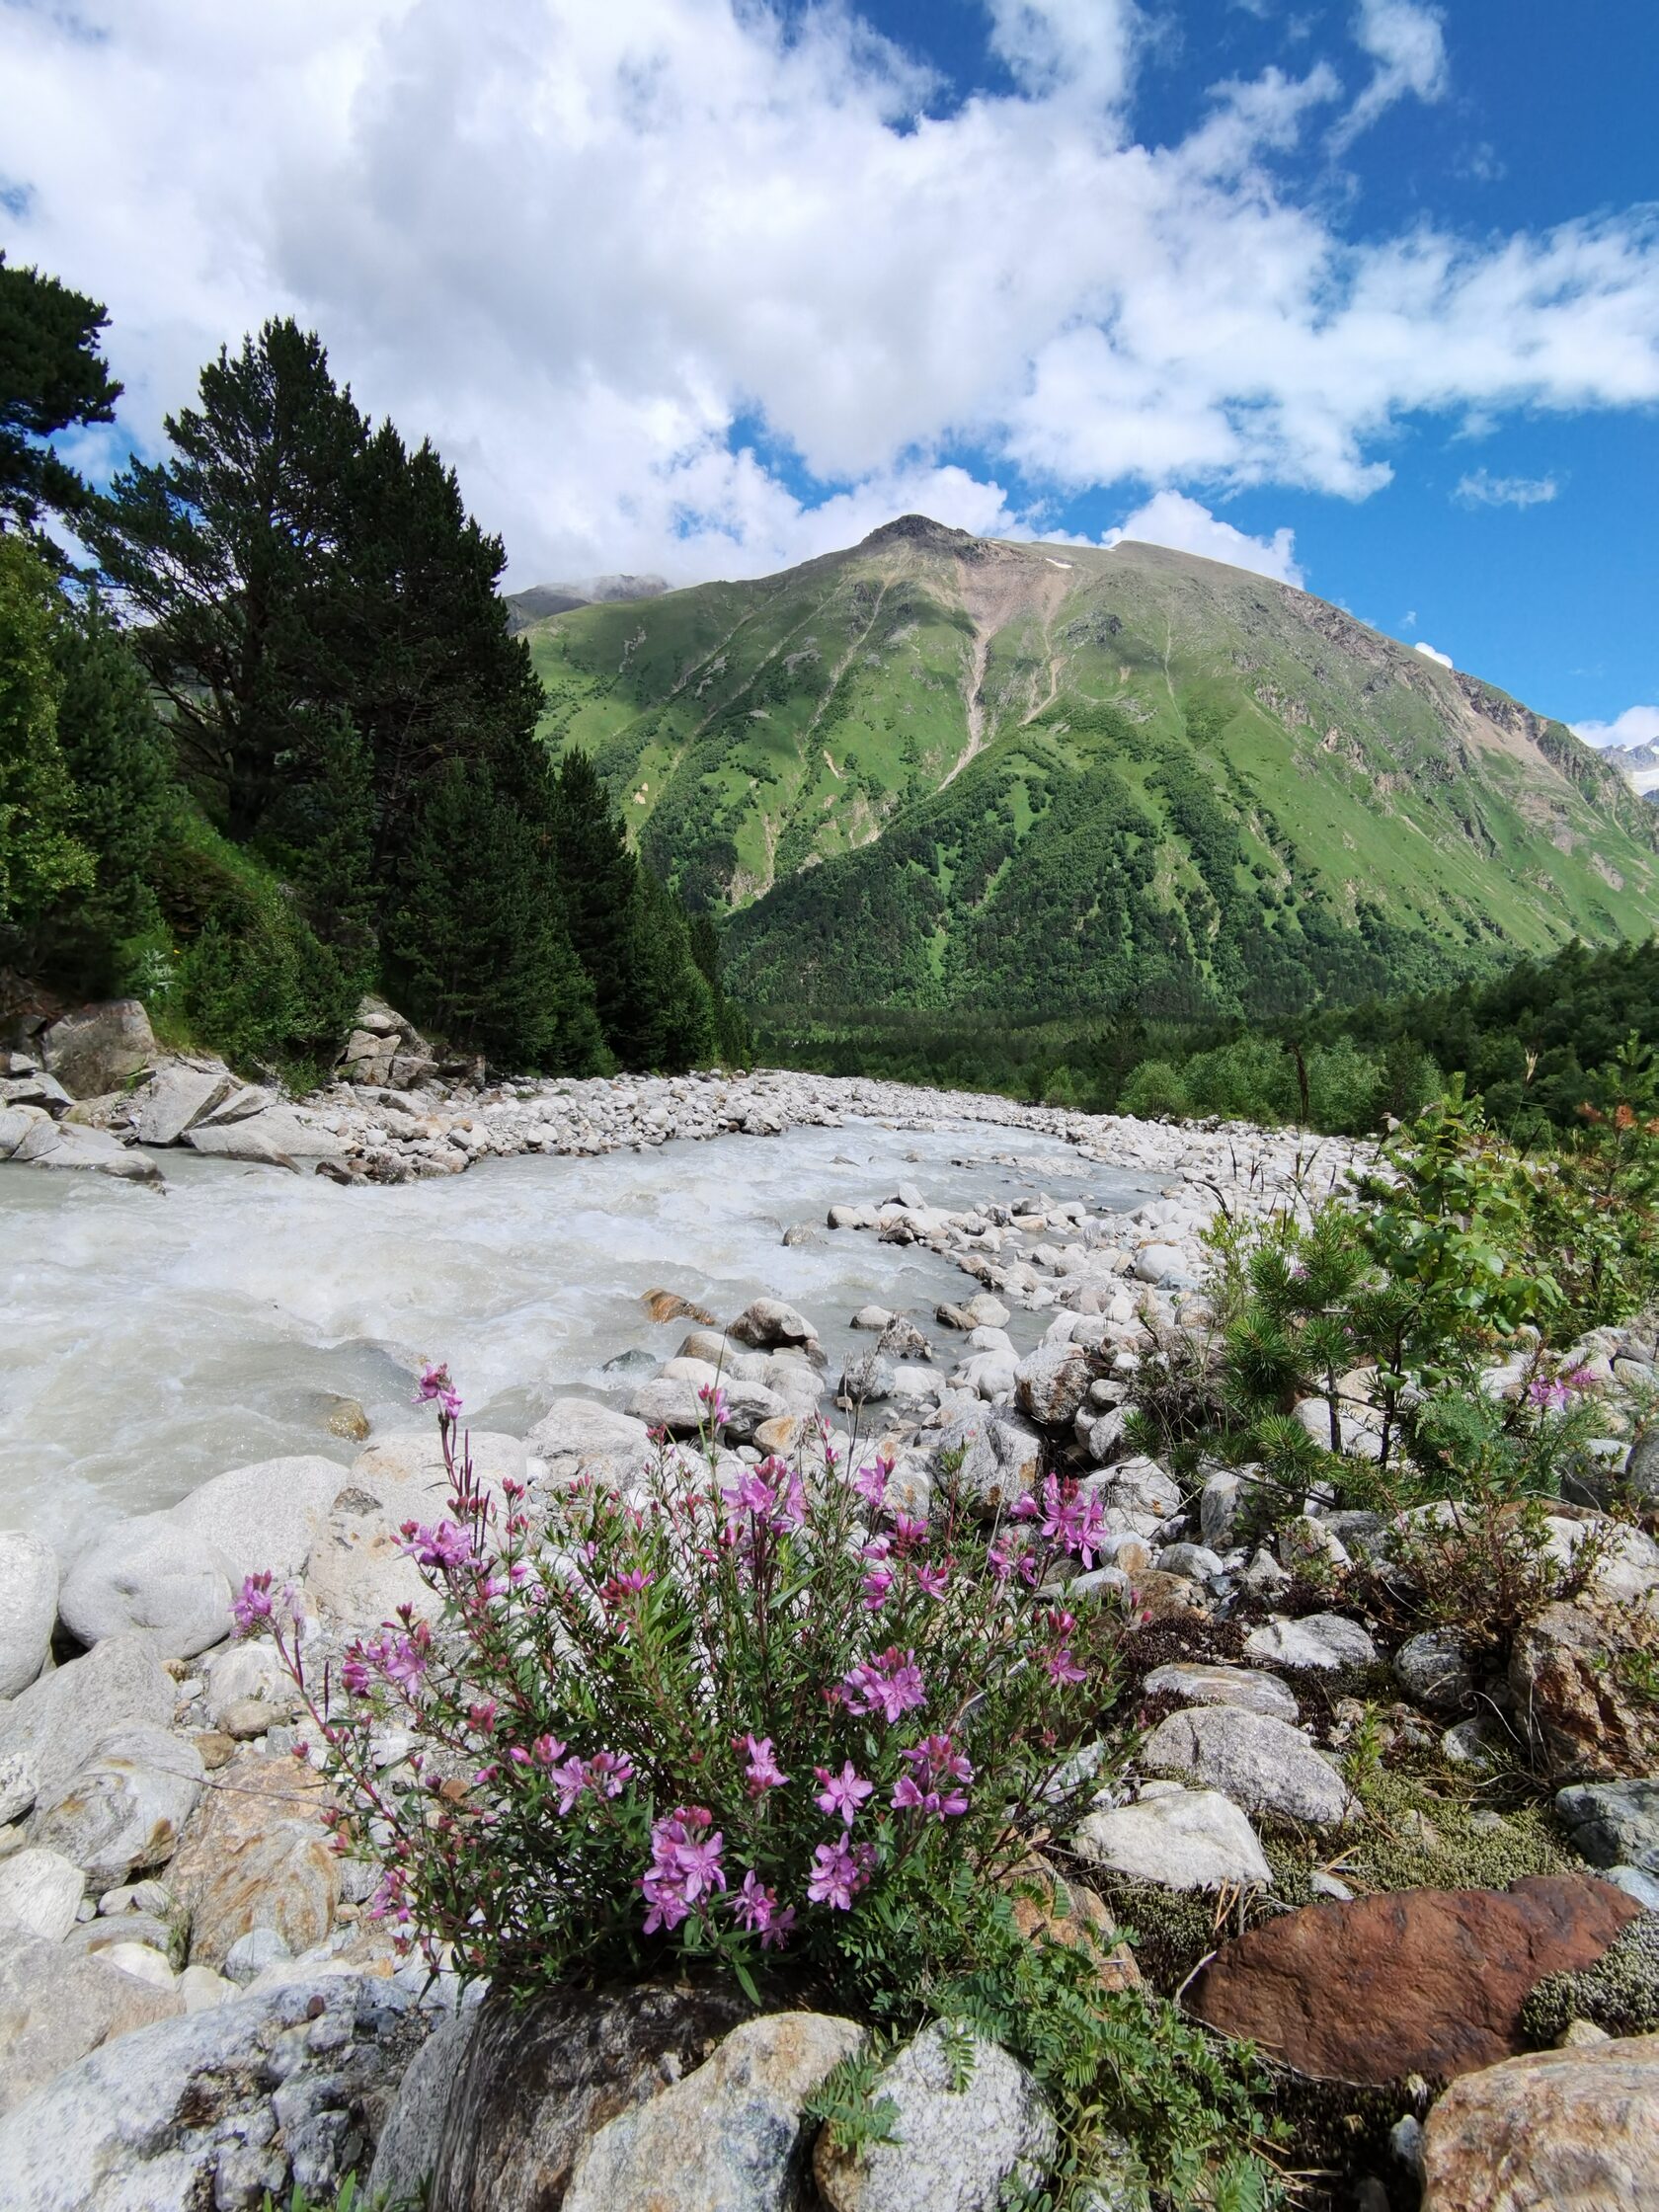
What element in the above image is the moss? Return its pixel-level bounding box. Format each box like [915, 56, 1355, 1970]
[1261, 1768, 1570, 1901]
[1521, 1913, 1659, 2044]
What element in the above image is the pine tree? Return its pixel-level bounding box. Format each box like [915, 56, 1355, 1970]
[0, 536, 91, 938]
[388, 760, 605, 1073]
[0, 254, 122, 544]
[550, 748, 647, 1050]
[623, 866, 719, 1072]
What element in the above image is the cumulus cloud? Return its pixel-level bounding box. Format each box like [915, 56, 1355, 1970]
[1572, 705, 1659, 750]
[1414, 641, 1455, 668]
[1330, 0, 1449, 152]
[1100, 491, 1304, 585]
[1454, 469, 1559, 508]
[2, 0, 1657, 585]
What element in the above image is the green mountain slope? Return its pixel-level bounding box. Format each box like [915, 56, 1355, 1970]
[524, 516, 1659, 1019]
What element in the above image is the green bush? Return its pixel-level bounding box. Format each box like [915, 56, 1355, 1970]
[1118, 1059, 1189, 1120]
[177, 888, 356, 1083]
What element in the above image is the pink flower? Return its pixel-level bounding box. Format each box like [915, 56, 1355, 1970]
[548, 1757, 591, 1815]
[698, 1382, 731, 1431]
[530, 1733, 566, 1767]
[861, 1564, 895, 1610]
[913, 1560, 950, 1599]
[841, 1646, 926, 1724]
[467, 1699, 501, 1733]
[806, 1840, 861, 1911]
[381, 1628, 432, 1691]
[737, 1733, 789, 1795]
[415, 1362, 463, 1420]
[890, 1513, 929, 1549]
[730, 1868, 781, 1936]
[852, 1458, 891, 1508]
[586, 1749, 635, 1798]
[761, 1903, 797, 1950]
[892, 1733, 973, 1818]
[988, 1535, 1016, 1585]
[401, 1519, 474, 1571]
[231, 1571, 275, 1637]
[1016, 1474, 1108, 1565]
[813, 1760, 874, 1827]
[640, 1806, 726, 1933]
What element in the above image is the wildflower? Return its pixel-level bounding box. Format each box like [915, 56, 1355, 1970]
[547, 1756, 592, 1815]
[852, 1457, 890, 1508]
[813, 1760, 875, 1827]
[381, 1628, 432, 1692]
[467, 1699, 501, 1733]
[890, 1512, 929, 1549]
[640, 1806, 726, 1932]
[1527, 1378, 1570, 1412]
[913, 1559, 950, 1599]
[231, 1571, 276, 1637]
[401, 1519, 474, 1571]
[737, 1733, 789, 1795]
[806, 1839, 862, 1911]
[841, 1646, 926, 1723]
[415, 1362, 463, 1421]
[892, 1733, 972, 1817]
[861, 1563, 896, 1610]
[586, 1749, 635, 1797]
[529, 1733, 565, 1767]
[1037, 1607, 1088, 1686]
[730, 1868, 781, 1936]
[760, 1903, 797, 1949]
[698, 1382, 731, 1432]
[988, 1535, 1016, 1585]
[1016, 1473, 1108, 1565]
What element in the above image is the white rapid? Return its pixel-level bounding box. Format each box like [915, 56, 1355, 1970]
[1, 1117, 1157, 1552]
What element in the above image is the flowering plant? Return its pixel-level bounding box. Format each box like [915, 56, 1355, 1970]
[252, 1364, 1122, 2001]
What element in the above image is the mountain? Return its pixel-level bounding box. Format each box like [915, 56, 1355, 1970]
[506, 574, 669, 632]
[520, 516, 1659, 1021]
[1600, 741, 1659, 803]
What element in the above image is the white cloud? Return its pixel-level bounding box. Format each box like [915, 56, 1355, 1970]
[1, 0, 1656, 587]
[1330, 0, 1449, 152]
[1572, 705, 1659, 750]
[1100, 490, 1304, 585]
[1402, 606, 1417, 627]
[1414, 640, 1454, 668]
[1454, 469, 1559, 508]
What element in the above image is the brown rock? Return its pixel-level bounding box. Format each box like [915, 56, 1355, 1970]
[1508, 1602, 1659, 1778]
[1129, 1569, 1209, 1623]
[1007, 1861, 1142, 1995]
[168, 1752, 341, 1967]
[1189, 1876, 1643, 2086]
[1421, 2033, 1659, 2211]
[752, 1414, 804, 1457]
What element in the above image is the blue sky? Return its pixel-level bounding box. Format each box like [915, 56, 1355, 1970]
[3, 0, 1656, 740]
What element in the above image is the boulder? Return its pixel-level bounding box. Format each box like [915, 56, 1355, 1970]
[168, 1752, 341, 1968]
[525, 1398, 652, 1485]
[185, 1115, 299, 1168]
[352, 1426, 526, 1514]
[728, 1300, 819, 1354]
[1242, 1614, 1379, 1673]
[1141, 1705, 1358, 1827]
[564, 2013, 865, 2212]
[923, 1403, 1043, 1517]
[1420, 2033, 1659, 2211]
[426, 1981, 750, 2212]
[1142, 1663, 1299, 1724]
[1086, 1457, 1181, 1536]
[303, 1485, 435, 1626]
[1071, 1786, 1273, 1892]
[839, 1352, 897, 1408]
[814, 2021, 1057, 2212]
[168, 1454, 347, 1583]
[0, 1750, 38, 1826]
[367, 2008, 481, 2207]
[1014, 1339, 1093, 1425]
[58, 1514, 235, 1659]
[16, 1119, 162, 1182]
[0, 1931, 181, 2117]
[0, 1102, 49, 1158]
[1190, 1876, 1643, 2086]
[200, 1638, 292, 1728]
[38, 999, 155, 1099]
[33, 1724, 205, 1887]
[1510, 1604, 1659, 1777]
[135, 1065, 231, 1146]
[1554, 1778, 1659, 1876]
[1394, 1629, 1476, 1713]
[0, 1635, 174, 1811]
[0, 1848, 85, 1941]
[0, 1533, 57, 1698]
[628, 1377, 709, 1435]
[0, 1968, 421, 2208]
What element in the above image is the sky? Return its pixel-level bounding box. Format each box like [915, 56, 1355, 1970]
[3, 0, 1657, 744]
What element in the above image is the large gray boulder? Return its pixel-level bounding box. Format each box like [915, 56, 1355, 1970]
[0, 1848, 85, 1941]
[32, 1724, 204, 1887]
[135, 1066, 231, 1147]
[922, 1402, 1043, 1518]
[728, 1299, 820, 1354]
[0, 1970, 421, 2208]
[525, 1398, 652, 1486]
[351, 1427, 526, 1515]
[59, 1514, 235, 1659]
[1555, 1780, 1659, 1875]
[0, 1931, 182, 2118]
[367, 2010, 481, 2208]
[1142, 1706, 1359, 1827]
[1143, 1663, 1299, 1724]
[1071, 1786, 1273, 1891]
[1242, 1614, 1379, 1673]
[1014, 1339, 1093, 1426]
[14, 1120, 162, 1183]
[0, 1636, 174, 1811]
[564, 2013, 865, 2212]
[38, 999, 156, 1099]
[814, 2021, 1057, 2212]
[0, 1533, 57, 1698]
[168, 1454, 346, 1584]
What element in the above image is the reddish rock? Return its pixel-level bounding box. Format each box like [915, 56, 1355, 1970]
[1189, 1875, 1642, 2086]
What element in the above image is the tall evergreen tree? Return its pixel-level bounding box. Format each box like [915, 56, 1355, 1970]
[550, 748, 647, 1049]
[0, 254, 122, 544]
[0, 535, 91, 937]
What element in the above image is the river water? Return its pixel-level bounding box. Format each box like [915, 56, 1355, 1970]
[1, 1117, 1160, 1554]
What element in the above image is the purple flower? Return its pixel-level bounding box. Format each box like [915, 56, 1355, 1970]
[401, 1518, 474, 1571]
[381, 1629, 432, 1691]
[730, 1868, 780, 1936]
[813, 1760, 875, 1827]
[737, 1733, 789, 1796]
[852, 1458, 891, 1508]
[548, 1756, 592, 1815]
[698, 1382, 731, 1432]
[586, 1749, 635, 1798]
[806, 1839, 873, 1912]
[860, 1564, 895, 1610]
[892, 1733, 972, 1818]
[1527, 1377, 1572, 1411]
[468, 1699, 501, 1733]
[840, 1646, 926, 1724]
[415, 1362, 463, 1421]
[530, 1732, 566, 1766]
[913, 1560, 950, 1599]
[640, 1806, 726, 1933]
[1038, 1606, 1088, 1686]
[231, 1571, 275, 1637]
[890, 1513, 929, 1549]
[1016, 1473, 1108, 1565]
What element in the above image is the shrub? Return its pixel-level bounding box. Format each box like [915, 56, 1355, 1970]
[1118, 1059, 1189, 1120]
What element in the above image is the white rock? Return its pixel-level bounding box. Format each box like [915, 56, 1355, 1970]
[1071, 1786, 1273, 1891]
[0, 1635, 175, 1810]
[168, 1455, 348, 1584]
[136, 1066, 231, 1146]
[97, 1938, 178, 1992]
[524, 1398, 652, 1484]
[0, 1847, 86, 1940]
[1242, 1613, 1378, 1672]
[58, 1514, 235, 1660]
[1142, 1705, 1358, 1827]
[0, 1532, 57, 1698]
[33, 1724, 206, 1885]
[1143, 1663, 1299, 1724]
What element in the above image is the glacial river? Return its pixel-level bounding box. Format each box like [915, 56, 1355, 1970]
[0, 1117, 1159, 1553]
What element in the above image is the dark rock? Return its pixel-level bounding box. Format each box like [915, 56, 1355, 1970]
[1189, 1876, 1643, 2085]
[1555, 1778, 1659, 1874]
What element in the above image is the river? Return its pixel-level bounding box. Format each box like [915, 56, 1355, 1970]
[1, 1115, 1160, 1552]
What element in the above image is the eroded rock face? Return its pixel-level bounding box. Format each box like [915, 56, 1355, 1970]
[167, 1752, 341, 1969]
[0, 1636, 174, 1814]
[427, 1981, 750, 2212]
[58, 1515, 235, 1659]
[32, 1726, 204, 1887]
[1189, 1876, 1643, 2086]
[1510, 1603, 1659, 1777]
[813, 2021, 1057, 2212]
[1420, 2033, 1659, 2212]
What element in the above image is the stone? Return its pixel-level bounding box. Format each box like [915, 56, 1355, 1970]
[1242, 1613, 1379, 1673]
[1394, 1629, 1476, 1713]
[0, 1750, 38, 1827]
[1072, 1786, 1273, 1892]
[1199, 1471, 1242, 1549]
[426, 1980, 750, 2212]
[58, 1513, 235, 1659]
[1510, 1604, 1659, 1777]
[0, 1968, 421, 2207]
[851, 1306, 894, 1331]
[1125, 1568, 1211, 1622]
[1133, 1242, 1187, 1285]
[367, 2007, 479, 2205]
[97, 1938, 177, 1992]
[39, 998, 156, 1098]
[1420, 2033, 1659, 2211]
[814, 2021, 1057, 2212]
[0, 1532, 57, 1698]
[1555, 1778, 1659, 1876]
[201, 1636, 292, 1727]
[66, 1911, 186, 1972]
[1604, 1864, 1659, 1911]
[627, 1376, 711, 1434]
[1190, 1876, 1643, 2087]
[877, 1316, 932, 1363]
[564, 2012, 866, 2212]
[1015, 1339, 1094, 1425]
[16, 1119, 163, 1182]
[728, 1299, 820, 1354]
[1623, 1430, 1659, 1512]
[1155, 1542, 1225, 1583]
[922, 1402, 1044, 1518]
[304, 1486, 434, 1625]
[223, 1926, 293, 1984]
[0, 1848, 85, 1940]
[525, 1397, 652, 1485]
[0, 1932, 181, 2117]
[0, 1070, 71, 1114]
[177, 1962, 235, 2013]
[1278, 1513, 1351, 1573]
[1088, 1457, 1182, 1533]
[184, 1114, 299, 1168]
[168, 1454, 348, 1583]
[135, 1065, 232, 1146]
[0, 1635, 174, 1811]
[168, 1752, 341, 1969]
[1142, 1663, 1299, 1723]
[1141, 1705, 1359, 1827]
[0, 1102, 49, 1158]
[32, 1724, 205, 1886]
[839, 1352, 897, 1407]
